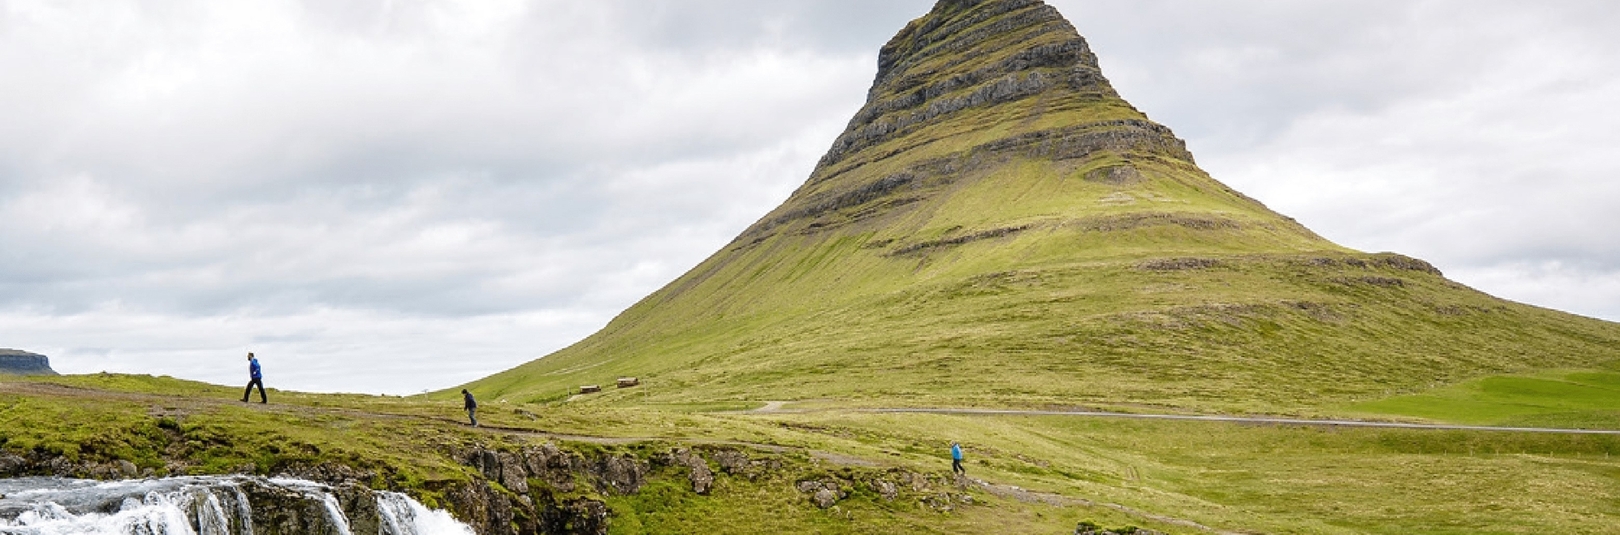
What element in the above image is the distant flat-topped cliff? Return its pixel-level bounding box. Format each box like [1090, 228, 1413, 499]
[0, 349, 58, 375]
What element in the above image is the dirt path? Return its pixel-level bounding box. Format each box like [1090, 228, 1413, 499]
[851, 407, 1620, 435]
[963, 475, 1241, 535]
[750, 400, 788, 413]
[737, 401, 1620, 435]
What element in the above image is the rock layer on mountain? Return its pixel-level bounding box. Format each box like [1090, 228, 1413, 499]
[465, 0, 1620, 412]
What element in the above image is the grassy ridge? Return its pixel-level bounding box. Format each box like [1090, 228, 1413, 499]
[0, 374, 477, 500]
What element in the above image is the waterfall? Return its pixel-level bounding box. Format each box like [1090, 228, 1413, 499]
[374, 492, 470, 535]
[0, 476, 475, 535]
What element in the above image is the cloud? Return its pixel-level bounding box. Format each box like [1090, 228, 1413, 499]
[1053, 0, 1620, 321]
[0, 0, 889, 392]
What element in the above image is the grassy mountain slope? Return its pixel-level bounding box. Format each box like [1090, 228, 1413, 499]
[463, 0, 1620, 413]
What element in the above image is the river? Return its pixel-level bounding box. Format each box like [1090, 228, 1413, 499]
[0, 476, 474, 534]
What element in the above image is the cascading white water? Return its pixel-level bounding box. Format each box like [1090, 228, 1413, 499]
[0, 476, 474, 535]
[374, 492, 472, 535]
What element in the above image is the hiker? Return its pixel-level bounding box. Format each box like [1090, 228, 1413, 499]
[462, 388, 478, 427]
[241, 352, 266, 403]
[951, 441, 965, 475]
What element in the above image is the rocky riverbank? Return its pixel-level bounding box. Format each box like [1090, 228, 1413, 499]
[0, 438, 977, 535]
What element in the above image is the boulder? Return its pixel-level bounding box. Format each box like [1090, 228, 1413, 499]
[591, 454, 645, 495]
[672, 449, 713, 495]
[811, 488, 838, 509]
[1074, 521, 1167, 535]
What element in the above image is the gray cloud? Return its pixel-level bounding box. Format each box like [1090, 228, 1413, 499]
[2, 0, 1617, 393]
[1048, 0, 1620, 319]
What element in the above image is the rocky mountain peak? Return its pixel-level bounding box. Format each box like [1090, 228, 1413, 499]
[874, 0, 1100, 93]
[827, 0, 1119, 172]
[737, 0, 1213, 245]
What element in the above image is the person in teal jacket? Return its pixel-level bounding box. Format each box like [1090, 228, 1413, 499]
[951, 441, 965, 475]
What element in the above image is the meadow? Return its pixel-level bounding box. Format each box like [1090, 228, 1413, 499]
[6, 372, 1620, 534]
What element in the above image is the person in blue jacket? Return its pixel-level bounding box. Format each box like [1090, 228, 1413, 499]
[462, 389, 478, 427]
[241, 352, 266, 403]
[951, 441, 965, 475]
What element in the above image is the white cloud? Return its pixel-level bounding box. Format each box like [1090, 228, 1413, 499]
[0, 0, 879, 392]
[1056, 0, 1620, 322]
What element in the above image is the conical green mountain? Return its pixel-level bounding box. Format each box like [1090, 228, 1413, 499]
[469, 0, 1620, 412]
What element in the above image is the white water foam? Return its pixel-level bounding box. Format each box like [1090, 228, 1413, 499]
[0, 476, 474, 535]
[376, 492, 474, 535]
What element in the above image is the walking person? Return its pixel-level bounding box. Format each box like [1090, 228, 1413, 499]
[462, 388, 478, 427]
[241, 352, 266, 403]
[951, 441, 965, 476]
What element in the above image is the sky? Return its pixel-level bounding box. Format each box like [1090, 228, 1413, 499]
[2, 0, 1616, 394]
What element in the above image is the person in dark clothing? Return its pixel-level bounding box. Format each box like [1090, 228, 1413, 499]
[462, 389, 478, 427]
[241, 352, 266, 403]
[951, 441, 965, 475]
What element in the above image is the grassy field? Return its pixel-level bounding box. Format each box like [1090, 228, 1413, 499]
[7, 372, 1620, 534]
[1346, 368, 1620, 429]
[739, 411, 1620, 535]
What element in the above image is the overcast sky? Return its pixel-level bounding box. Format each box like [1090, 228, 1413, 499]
[2, 0, 1616, 394]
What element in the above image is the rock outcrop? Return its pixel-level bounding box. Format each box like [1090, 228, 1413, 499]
[450, 445, 968, 534]
[0, 349, 57, 375]
[1073, 520, 1168, 535]
[2, 435, 976, 535]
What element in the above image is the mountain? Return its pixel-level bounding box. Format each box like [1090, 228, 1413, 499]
[0, 349, 58, 376]
[465, 0, 1620, 412]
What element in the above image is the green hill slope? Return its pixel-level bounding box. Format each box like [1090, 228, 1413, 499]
[463, 0, 1620, 413]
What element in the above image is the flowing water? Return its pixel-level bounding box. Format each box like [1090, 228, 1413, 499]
[0, 476, 474, 535]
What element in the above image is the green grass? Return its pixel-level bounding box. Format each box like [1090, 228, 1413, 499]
[713, 411, 1620, 535]
[602, 468, 1104, 535]
[0, 374, 1196, 534]
[1346, 369, 1620, 428]
[464, 243, 1620, 416]
[9, 372, 1620, 533]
